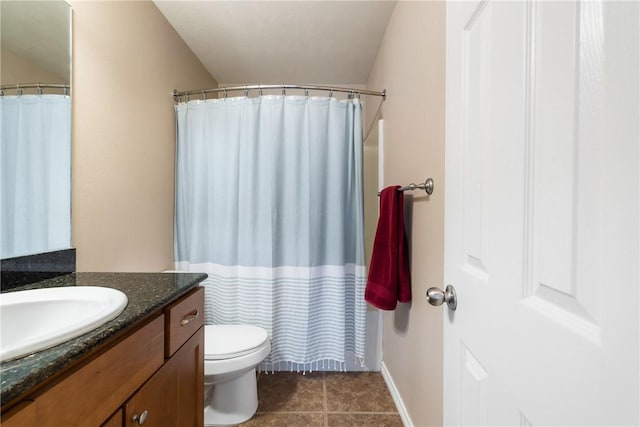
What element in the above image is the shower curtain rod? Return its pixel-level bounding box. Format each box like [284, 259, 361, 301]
[173, 84, 386, 101]
[0, 83, 70, 95]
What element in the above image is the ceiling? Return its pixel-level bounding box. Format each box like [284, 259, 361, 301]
[153, 1, 397, 85]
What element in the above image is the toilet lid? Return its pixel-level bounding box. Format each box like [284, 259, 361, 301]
[205, 325, 269, 360]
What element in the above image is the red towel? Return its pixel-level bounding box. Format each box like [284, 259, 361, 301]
[365, 186, 412, 310]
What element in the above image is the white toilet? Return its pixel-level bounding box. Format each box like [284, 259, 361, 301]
[204, 324, 271, 426]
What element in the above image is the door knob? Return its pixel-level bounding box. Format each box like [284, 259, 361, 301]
[426, 285, 457, 311]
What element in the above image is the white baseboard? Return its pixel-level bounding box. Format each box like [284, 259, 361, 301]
[381, 361, 413, 427]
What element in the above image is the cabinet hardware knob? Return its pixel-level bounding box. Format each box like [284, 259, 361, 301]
[131, 410, 148, 425]
[181, 309, 199, 326]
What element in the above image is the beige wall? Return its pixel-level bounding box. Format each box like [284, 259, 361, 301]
[1, 48, 68, 86]
[70, 1, 217, 271]
[366, 2, 446, 426]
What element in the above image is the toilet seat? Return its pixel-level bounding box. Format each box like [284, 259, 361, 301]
[205, 325, 269, 360]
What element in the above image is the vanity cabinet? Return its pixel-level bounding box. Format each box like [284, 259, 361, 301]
[102, 409, 123, 427]
[124, 288, 205, 427]
[1, 286, 204, 427]
[124, 349, 178, 426]
[0, 401, 36, 427]
[124, 328, 204, 427]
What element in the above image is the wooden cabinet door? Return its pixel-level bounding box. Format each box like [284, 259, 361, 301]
[174, 326, 204, 427]
[125, 326, 203, 427]
[101, 408, 123, 427]
[0, 401, 36, 427]
[124, 359, 177, 427]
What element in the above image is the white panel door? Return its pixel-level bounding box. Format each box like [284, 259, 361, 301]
[444, 1, 639, 425]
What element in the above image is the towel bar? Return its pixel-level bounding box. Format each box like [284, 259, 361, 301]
[378, 178, 434, 196]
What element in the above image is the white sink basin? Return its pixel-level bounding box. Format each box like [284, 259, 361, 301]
[0, 286, 128, 362]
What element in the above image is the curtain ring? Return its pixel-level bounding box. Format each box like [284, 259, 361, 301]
[17, 85, 23, 96]
[305, 88, 309, 97]
[329, 88, 334, 98]
[201, 90, 206, 100]
[259, 87, 263, 96]
[282, 87, 286, 96]
[36, 84, 43, 95]
[244, 86, 249, 97]
[224, 88, 228, 99]
[186, 93, 190, 102]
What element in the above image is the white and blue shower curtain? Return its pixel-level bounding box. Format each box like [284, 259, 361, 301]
[1, 95, 71, 258]
[174, 95, 367, 371]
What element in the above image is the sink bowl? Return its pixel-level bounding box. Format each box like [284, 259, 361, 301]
[0, 286, 128, 362]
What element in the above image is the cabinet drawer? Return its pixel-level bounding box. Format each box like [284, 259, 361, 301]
[32, 315, 164, 427]
[1, 401, 36, 427]
[165, 287, 204, 357]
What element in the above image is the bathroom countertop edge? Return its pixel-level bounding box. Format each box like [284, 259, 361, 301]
[0, 271, 208, 409]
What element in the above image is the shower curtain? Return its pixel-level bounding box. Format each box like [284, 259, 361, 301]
[0, 95, 71, 258]
[174, 95, 366, 371]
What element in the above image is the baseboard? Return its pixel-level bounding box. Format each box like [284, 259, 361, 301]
[381, 361, 413, 427]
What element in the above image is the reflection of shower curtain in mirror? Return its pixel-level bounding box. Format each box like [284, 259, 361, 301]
[174, 95, 367, 371]
[0, 95, 71, 258]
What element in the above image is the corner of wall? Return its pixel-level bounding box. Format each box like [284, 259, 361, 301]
[365, 2, 446, 425]
[70, 1, 217, 272]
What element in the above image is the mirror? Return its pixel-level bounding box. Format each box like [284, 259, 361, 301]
[1, 1, 72, 259]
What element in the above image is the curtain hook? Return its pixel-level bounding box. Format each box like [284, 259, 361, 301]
[64, 86, 69, 96]
[36, 83, 43, 95]
[244, 86, 249, 97]
[329, 88, 334, 98]
[201, 90, 206, 100]
[282, 86, 286, 96]
[186, 93, 190, 102]
[224, 88, 228, 99]
[17, 84, 23, 96]
[305, 88, 309, 97]
[259, 87, 263, 96]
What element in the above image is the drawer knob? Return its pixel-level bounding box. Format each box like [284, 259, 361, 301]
[132, 410, 148, 425]
[180, 309, 199, 326]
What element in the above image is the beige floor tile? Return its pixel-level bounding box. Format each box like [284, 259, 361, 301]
[240, 411, 325, 426]
[325, 372, 397, 413]
[327, 413, 404, 427]
[257, 372, 325, 412]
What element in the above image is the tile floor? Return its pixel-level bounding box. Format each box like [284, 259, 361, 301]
[239, 371, 404, 427]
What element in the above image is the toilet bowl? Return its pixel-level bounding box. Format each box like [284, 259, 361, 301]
[204, 324, 271, 427]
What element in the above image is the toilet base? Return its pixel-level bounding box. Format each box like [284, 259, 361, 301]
[204, 368, 258, 426]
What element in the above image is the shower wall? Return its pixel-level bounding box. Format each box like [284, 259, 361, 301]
[363, 118, 382, 371]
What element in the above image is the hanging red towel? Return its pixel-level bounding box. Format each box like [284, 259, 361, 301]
[365, 186, 412, 310]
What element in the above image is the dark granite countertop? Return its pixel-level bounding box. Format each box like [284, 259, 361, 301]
[0, 272, 207, 408]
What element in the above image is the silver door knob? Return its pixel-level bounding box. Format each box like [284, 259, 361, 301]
[426, 285, 457, 311]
